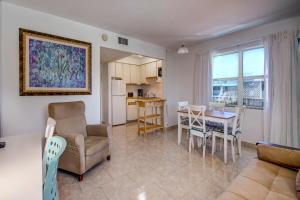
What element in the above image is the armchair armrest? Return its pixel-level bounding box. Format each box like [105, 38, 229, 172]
[256, 141, 300, 170]
[86, 124, 109, 137]
[57, 133, 86, 174]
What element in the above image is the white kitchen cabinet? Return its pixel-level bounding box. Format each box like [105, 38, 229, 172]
[146, 62, 157, 78]
[157, 60, 162, 68]
[130, 65, 139, 84]
[108, 62, 123, 79]
[139, 64, 148, 84]
[127, 99, 138, 121]
[122, 64, 131, 84]
[115, 63, 123, 78]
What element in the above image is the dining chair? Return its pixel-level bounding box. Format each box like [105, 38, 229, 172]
[208, 102, 225, 149]
[211, 106, 245, 162]
[43, 136, 66, 200]
[43, 118, 56, 180]
[177, 101, 189, 145]
[44, 117, 56, 150]
[208, 102, 225, 112]
[188, 105, 211, 158]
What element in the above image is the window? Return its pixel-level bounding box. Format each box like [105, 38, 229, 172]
[212, 47, 265, 109]
[242, 48, 265, 108]
[212, 53, 239, 106]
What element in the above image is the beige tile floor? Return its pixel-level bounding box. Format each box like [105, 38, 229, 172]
[58, 122, 256, 200]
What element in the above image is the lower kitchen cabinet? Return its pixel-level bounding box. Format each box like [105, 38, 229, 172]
[127, 99, 138, 121]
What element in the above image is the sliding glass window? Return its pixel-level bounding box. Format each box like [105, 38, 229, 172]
[212, 47, 265, 109]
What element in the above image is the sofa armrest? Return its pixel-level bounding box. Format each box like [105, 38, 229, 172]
[256, 141, 300, 170]
[86, 124, 109, 137]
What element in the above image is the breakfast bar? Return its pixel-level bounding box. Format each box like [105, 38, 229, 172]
[136, 98, 165, 136]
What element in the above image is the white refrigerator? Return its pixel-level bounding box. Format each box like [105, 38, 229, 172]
[111, 79, 127, 125]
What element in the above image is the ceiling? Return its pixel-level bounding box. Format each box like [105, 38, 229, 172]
[4, 0, 300, 48]
[100, 47, 132, 64]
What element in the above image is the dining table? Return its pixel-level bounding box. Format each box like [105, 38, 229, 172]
[177, 109, 236, 164]
[0, 134, 42, 200]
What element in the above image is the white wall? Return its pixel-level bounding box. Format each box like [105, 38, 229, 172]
[165, 52, 195, 127]
[166, 16, 300, 144]
[0, 2, 166, 136]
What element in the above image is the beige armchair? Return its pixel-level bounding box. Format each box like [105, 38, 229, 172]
[48, 101, 110, 181]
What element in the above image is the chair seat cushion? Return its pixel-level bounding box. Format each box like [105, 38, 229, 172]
[211, 124, 233, 135]
[85, 136, 109, 156]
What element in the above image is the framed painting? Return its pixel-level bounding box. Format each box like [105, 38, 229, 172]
[19, 28, 92, 96]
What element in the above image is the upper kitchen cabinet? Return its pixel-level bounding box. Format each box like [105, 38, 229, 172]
[146, 62, 157, 78]
[108, 62, 123, 79]
[139, 64, 148, 84]
[157, 60, 162, 68]
[115, 63, 123, 78]
[130, 64, 140, 84]
[122, 64, 131, 84]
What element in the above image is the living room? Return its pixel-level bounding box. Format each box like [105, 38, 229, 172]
[0, 1, 300, 200]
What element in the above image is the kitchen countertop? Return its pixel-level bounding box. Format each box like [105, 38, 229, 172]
[127, 97, 165, 101]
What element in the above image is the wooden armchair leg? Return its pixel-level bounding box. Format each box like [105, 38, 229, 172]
[78, 174, 83, 181]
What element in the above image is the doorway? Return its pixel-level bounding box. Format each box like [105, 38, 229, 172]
[100, 47, 164, 126]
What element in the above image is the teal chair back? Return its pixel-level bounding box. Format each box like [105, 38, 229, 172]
[43, 136, 66, 200]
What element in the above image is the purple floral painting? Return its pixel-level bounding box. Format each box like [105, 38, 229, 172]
[19, 28, 91, 95]
[29, 39, 86, 88]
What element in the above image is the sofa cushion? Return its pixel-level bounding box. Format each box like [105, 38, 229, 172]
[240, 159, 280, 188]
[217, 159, 298, 200]
[296, 170, 300, 199]
[85, 136, 109, 156]
[265, 192, 296, 200]
[226, 175, 270, 200]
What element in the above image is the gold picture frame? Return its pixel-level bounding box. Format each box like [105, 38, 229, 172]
[19, 28, 92, 96]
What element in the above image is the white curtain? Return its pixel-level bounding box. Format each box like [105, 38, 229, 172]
[193, 52, 212, 105]
[263, 30, 300, 147]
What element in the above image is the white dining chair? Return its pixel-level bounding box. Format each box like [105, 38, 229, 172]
[211, 106, 245, 162]
[177, 101, 189, 145]
[208, 101, 225, 149]
[188, 105, 211, 158]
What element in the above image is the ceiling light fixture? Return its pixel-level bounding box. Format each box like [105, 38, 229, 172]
[177, 44, 189, 54]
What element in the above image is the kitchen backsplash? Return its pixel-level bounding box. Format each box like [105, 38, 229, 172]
[126, 83, 163, 98]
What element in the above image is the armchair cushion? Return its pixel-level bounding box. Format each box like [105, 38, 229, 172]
[85, 136, 109, 156]
[256, 142, 300, 170]
[49, 101, 88, 138]
[56, 116, 87, 138]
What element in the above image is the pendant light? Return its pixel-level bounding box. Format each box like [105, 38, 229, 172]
[177, 44, 189, 54]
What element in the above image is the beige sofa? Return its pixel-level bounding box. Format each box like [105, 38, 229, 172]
[217, 141, 300, 200]
[48, 101, 111, 181]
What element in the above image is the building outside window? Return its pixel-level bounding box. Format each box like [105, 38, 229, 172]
[212, 46, 265, 109]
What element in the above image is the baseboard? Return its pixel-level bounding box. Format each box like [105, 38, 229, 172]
[166, 125, 177, 130]
[242, 141, 256, 149]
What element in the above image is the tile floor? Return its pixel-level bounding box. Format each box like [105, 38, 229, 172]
[58, 122, 256, 200]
